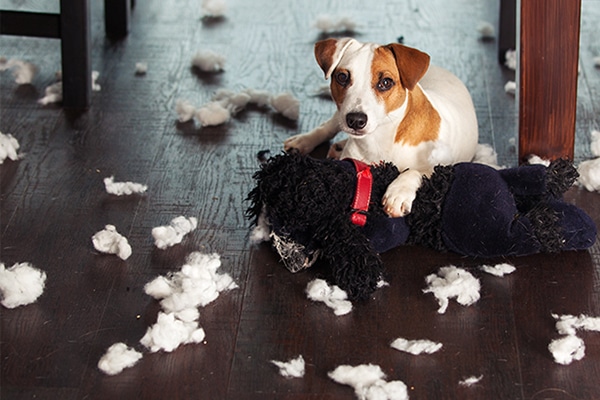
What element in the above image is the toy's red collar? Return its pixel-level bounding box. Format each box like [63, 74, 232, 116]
[347, 159, 373, 227]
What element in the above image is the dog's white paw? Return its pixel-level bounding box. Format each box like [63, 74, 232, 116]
[284, 134, 318, 155]
[382, 170, 423, 217]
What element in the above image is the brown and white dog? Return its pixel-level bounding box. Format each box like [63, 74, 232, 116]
[284, 38, 478, 217]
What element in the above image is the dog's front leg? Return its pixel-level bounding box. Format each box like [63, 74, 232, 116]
[284, 115, 340, 155]
[382, 169, 424, 217]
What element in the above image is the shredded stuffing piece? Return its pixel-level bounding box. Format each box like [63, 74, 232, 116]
[306, 278, 352, 316]
[0, 58, 37, 84]
[140, 311, 206, 352]
[479, 263, 515, 277]
[472, 143, 500, 168]
[269, 92, 300, 120]
[249, 211, 271, 244]
[0, 131, 21, 164]
[175, 99, 197, 122]
[313, 15, 358, 34]
[271, 355, 305, 378]
[91, 225, 132, 260]
[38, 81, 63, 105]
[578, 158, 600, 192]
[505, 49, 516, 70]
[152, 216, 198, 249]
[548, 335, 586, 365]
[92, 70, 101, 91]
[201, 0, 227, 18]
[504, 80, 516, 95]
[0, 262, 47, 309]
[97, 342, 143, 375]
[328, 364, 409, 400]
[552, 313, 600, 336]
[104, 176, 148, 196]
[527, 154, 551, 166]
[477, 21, 495, 39]
[423, 266, 481, 314]
[135, 62, 148, 75]
[191, 50, 226, 72]
[459, 375, 483, 387]
[390, 338, 442, 355]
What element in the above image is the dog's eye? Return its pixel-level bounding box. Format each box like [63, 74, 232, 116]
[335, 71, 350, 86]
[377, 77, 394, 91]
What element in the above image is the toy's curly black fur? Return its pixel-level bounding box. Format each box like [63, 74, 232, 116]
[246, 152, 400, 301]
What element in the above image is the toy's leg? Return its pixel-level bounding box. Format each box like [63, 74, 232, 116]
[546, 200, 597, 251]
[498, 158, 578, 198]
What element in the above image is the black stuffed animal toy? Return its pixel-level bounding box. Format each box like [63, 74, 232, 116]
[246, 153, 596, 301]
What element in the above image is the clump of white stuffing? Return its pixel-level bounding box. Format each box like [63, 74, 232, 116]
[459, 375, 483, 387]
[270, 92, 300, 120]
[140, 311, 206, 352]
[505, 49, 517, 70]
[271, 355, 305, 378]
[328, 364, 409, 400]
[477, 21, 495, 39]
[479, 263, 515, 277]
[577, 130, 600, 192]
[552, 313, 600, 336]
[0, 58, 37, 84]
[527, 154, 551, 166]
[0, 131, 21, 164]
[104, 176, 148, 196]
[590, 130, 600, 157]
[314, 15, 358, 34]
[306, 278, 352, 316]
[423, 266, 481, 314]
[504, 80, 516, 95]
[97, 342, 143, 375]
[548, 335, 585, 365]
[249, 211, 271, 244]
[92, 70, 101, 91]
[192, 50, 226, 72]
[390, 338, 442, 355]
[175, 99, 198, 123]
[135, 62, 148, 75]
[201, 0, 227, 18]
[472, 143, 500, 168]
[91, 225, 132, 260]
[152, 216, 198, 249]
[0, 262, 47, 309]
[38, 82, 63, 105]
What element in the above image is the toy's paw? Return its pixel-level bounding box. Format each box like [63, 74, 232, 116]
[284, 133, 318, 155]
[382, 170, 423, 217]
[326, 139, 347, 159]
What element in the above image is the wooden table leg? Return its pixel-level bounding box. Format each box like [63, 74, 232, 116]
[104, 0, 131, 38]
[60, 0, 91, 110]
[518, 0, 581, 162]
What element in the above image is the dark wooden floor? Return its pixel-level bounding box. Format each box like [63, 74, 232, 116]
[1, 0, 600, 399]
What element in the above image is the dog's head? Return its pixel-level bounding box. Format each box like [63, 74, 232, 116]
[314, 38, 430, 137]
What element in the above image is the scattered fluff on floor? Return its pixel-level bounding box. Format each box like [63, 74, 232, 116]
[423, 266, 481, 314]
[390, 338, 442, 355]
[38, 82, 63, 105]
[91, 225, 132, 260]
[313, 15, 358, 34]
[504, 81, 516, 95]
[305, 278, 352, 316]
[472, 143, 500, 168]
[578, 130, 600, 192]
[458, 375, 483, 387]
[139, 311, 206, 352]
[477, 21, 495, 39]
[191, 50, 226, 72]
[135, 62, 148, 75]
[0, 131, 21, 164]
[505, 49, 516, 70]
[479, 263, 515, 277]
[328, 364, 409, 400]
[151, 216, 198, 249]
[548, 313, 600, 365]
[201, 0, 227, 18]
[0, 58, 37, 84]
[104, 176, 148, 196]
[271, 355, 305, 378]
[97, 342, 143, 375]
[0, 262, 47, 309]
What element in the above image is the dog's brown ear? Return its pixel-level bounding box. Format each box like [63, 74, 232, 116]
[314, 38, 356, 80]
[386, 43, 430, 90]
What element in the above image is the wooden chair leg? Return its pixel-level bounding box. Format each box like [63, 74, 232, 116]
[104, 0, 131, 38]
[518, 0, 581, 162]
[497, 0, 516, 65]
[59, 0, 91, 110]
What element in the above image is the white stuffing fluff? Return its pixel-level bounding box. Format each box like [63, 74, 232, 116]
[135, 62, 148, 75]
[271, 355, 305, 378]
[104, 176, 148, 196]
[92, 70, 101, 91]
[97, 342, 143, 375]
[151, 216, 198, 249]
[548, 335, 586, 365]
[195, 101, 232, 127]
[249, 210, 271, 244]
[552, 313, 600, 336]
[175, 99, 198, 122]
[423, 266, 481, 314]
[459, 375, 483, 387]
[0, 131, 21, 164]
[477, 21, 495, 39]
[577, 158, 600, 192]
[0, 262, 47, 309]
[594, 57, 600, 68]
[0, 58, 37, 84]
[140, 311, 206, 352]
[479, 263, 515, 277]
[505, 49, 517, 70]
[591, 130, 600, 157]
[390, 338, 442, 355]
[38, 81, 63, 105]
[91, 224, 132, 260]
[314, 15, 358, 34]
[306, 278, 352, 316]
[527, 154, 551, 166]
[504, 80, 516, 95]
[201, 0, 227, 17]
[328, 364, 409, 400]
[191, 50, 226, 72]
[472, 143, 500, 168]
[269, 92, 300, 120]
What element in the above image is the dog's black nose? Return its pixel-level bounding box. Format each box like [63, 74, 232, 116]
[346, 112, 367, 130]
